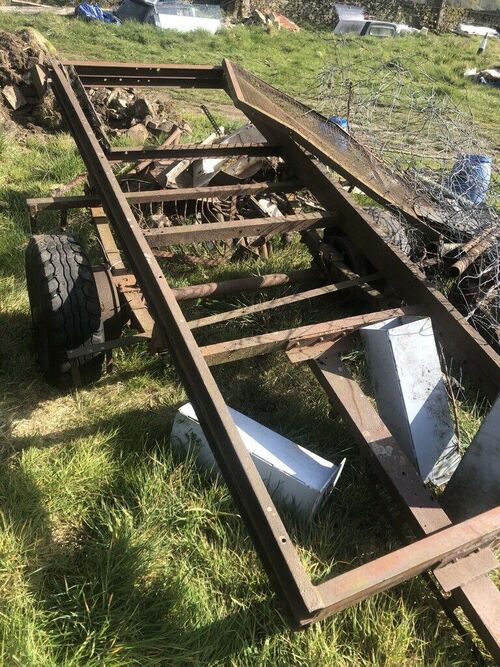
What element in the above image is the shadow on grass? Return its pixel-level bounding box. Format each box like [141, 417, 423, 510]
[0, 315, 483, 664]
[1, 382, 484, 664]
[1, 406, 292, 664]
[43, 508, 288, 664]
[6, 404, 177, 451]
[0, 310, 40, 393]
[0, 451, 52, 549]
[0, 455, 472, 666]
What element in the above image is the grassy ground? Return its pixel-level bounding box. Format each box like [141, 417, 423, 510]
[0, 13, 500, 133]
[0, 16, 498, 666]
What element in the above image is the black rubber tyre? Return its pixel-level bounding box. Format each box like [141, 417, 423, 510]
[324, 231, 373, 277]
[25, 234, 105, 386]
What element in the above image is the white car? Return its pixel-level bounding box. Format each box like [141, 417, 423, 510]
[333, 4, 417, 37]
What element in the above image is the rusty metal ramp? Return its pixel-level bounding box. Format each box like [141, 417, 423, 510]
[223, 59, 442, 238]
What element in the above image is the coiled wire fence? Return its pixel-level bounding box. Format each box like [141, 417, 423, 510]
[311, 54, 499, 347]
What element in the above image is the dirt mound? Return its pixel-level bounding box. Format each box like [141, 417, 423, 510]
[0, 29, 182, 138]
[0, 29, 46, 87]
[0, 28, 61, 129]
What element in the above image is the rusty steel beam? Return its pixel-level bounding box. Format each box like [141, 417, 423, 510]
[27, 181, 300, 214]
[64, 60, 224, 79]
[144, 213, 334, 247]
[453, 577, 500, 661]
[108, 143, 282, 162]
[91, 207, 125, 270]
[309, 352, 500, 659]
[172, 268, 321, 301]
[70, 62, 225, 90]
[48, 58, 323, 622]
[434, 549, 498, 593]
[223, 59, 442, 242]
[67, 333, 151, 359]
[233, 105, 500, 400]
[309, 353, 459, 536]
[200, 307, 417, 365]
[304, 158, 500, 401]
[69, 64, 111, 150]
[37, 59, 500, 661]
[314, 507, 500, 618]
[80, 75, 223, 89]
[188, 274, 381, 330]
[113, 272, 155, 334]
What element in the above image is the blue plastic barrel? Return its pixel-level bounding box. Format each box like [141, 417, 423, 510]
[449, 154, 492, 205]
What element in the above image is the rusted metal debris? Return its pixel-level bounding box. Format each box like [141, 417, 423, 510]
[449, 224, 499, 277]
[24, 58, 500, 661]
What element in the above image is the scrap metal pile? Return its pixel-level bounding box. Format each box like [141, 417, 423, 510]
[318, 55, 499, 349]
[71, 76, 289, 261]
[117, 119, 287, 261]
[24, 58, 500, 662]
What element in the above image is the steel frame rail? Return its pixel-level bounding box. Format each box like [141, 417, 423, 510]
[64, 62, 226, 89]
[48, 58, 323, 622]
[41, 59, 500, 661]
[106, 143, 283, 161]
[27, 181, 300, 214]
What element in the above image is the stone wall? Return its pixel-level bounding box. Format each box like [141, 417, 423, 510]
[236, 1, 499, 32]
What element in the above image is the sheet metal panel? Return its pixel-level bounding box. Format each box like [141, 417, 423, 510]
[361, 316, 460, 485]
[443, 395, 500, 521]
[171, 403, 345, 523]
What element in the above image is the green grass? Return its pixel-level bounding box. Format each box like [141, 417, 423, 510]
[0, 14, 499, 135]
[0, 17, 498, 666]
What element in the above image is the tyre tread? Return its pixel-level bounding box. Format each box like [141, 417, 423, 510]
[25, 234, 104, 385]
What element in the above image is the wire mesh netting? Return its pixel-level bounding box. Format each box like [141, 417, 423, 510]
[227, 60, 441, 229]
[227, 58, 499, 348]
[315, 53, 498, 347]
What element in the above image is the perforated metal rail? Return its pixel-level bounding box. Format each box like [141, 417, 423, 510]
[225, 60, 443, 236]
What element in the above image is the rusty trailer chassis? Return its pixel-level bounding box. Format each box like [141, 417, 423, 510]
[27, 59, 500, 661]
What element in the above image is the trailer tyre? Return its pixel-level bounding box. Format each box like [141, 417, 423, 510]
[25, 234, 105, 385]
[324, 231, 372, 277]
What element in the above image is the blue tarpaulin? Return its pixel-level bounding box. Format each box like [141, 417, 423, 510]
[75, 3, 121, 23]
